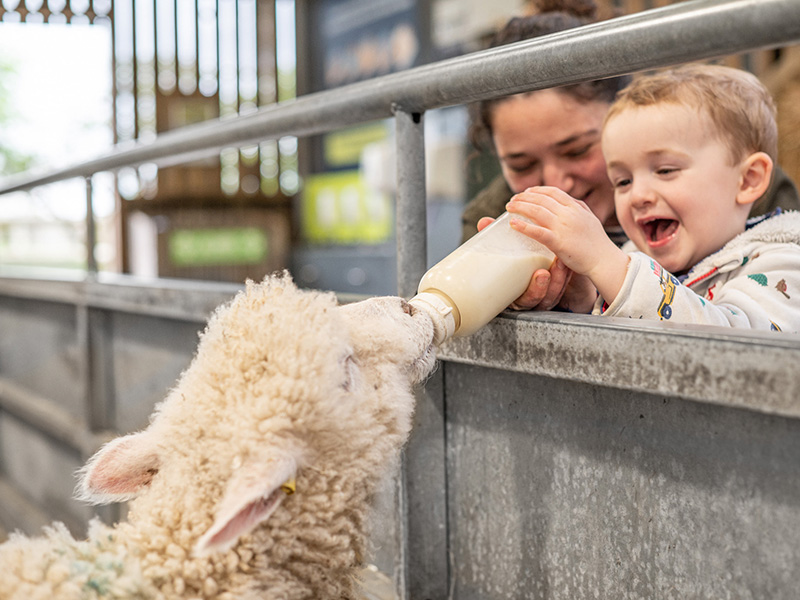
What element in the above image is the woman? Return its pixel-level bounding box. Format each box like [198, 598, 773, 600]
[463, 0, 800, 311]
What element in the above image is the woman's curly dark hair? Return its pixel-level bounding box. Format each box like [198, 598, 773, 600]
[468, 0, 632, 153]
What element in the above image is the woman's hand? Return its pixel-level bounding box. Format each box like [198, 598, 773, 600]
[511, 260, 598, 313]
[555, 271, 599, 314]
[511, 259, 571, 311]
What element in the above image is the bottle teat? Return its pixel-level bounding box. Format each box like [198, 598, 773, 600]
[409, 291, 458, 347]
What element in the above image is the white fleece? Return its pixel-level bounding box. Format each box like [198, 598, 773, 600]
[0, 273, 436, 599]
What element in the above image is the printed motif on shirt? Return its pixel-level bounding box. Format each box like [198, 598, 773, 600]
[649, 259, 679, 320]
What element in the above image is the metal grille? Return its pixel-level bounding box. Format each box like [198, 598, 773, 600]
[111, 0, 296, 201]
[0, 0, 110, 24]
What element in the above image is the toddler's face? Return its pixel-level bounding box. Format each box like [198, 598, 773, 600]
[602, 104, 748, 274]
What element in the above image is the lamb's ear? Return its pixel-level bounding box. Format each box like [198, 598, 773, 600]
[195, 452, 298, 555]
[77, 431, 161, 505]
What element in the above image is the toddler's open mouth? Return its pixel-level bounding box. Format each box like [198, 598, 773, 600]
[642, 218, 678, 246]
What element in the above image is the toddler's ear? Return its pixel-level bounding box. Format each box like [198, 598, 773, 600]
[736, 151, 773, 206]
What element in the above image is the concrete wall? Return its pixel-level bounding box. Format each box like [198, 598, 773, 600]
[1, 273, 799, 598]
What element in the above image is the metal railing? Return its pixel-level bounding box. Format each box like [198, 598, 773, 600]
[1, 0, 799, 295]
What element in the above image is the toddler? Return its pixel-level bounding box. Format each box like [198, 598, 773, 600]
[506, 64, 800, 331]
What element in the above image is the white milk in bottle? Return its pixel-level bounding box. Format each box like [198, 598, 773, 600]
[410, 212, 554, 345]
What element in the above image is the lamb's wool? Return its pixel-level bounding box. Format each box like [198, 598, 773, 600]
[0, 521, 155, 599]
[0, 273, 436, 599]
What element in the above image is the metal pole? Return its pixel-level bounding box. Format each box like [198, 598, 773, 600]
[394, 107, 427, 299]
[393, 106, 428, 599]
[85, 176, 98, 275]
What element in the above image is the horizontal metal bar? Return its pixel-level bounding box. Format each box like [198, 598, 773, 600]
[0, 0, 798, 194]
[0, 269, 240, 321]
[440, 310, 800, 419]
[0, 375, 112, 458]
[3, 271, 799, 420]
[0, 268, 368, 320]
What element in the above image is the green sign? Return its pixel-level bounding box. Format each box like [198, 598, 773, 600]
[302, 170, 392, 244]
[169, 227, 269, 266]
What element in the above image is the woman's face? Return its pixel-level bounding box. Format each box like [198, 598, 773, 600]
[491, 89, 617, 227]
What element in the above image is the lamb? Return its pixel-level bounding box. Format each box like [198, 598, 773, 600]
[0, 272, 437, 599]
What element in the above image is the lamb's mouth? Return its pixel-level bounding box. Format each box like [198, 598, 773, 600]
[406, 303, 438, 380]
[411, 342, 437, 383]
[642, 218, 678, 245]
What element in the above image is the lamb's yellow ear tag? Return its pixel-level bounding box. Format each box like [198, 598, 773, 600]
[280, 477, 296, 495]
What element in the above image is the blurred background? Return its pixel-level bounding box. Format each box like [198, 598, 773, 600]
[0, 0, 798, 295]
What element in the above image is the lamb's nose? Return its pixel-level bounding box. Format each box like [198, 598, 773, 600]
[400, 299, 413, 315]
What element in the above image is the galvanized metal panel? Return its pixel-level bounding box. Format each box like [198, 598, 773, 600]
[109, 312, 203, 432]
[365, 461, 406, 596]
[0, 412, 94, 537]
[444, 362, 800, 599]
[0, 296, 83, 420]
[405, 369, 449, 600]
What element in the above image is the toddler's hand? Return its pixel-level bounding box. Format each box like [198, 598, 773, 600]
[506, 186, 608, 277]
[507, 186, 629, 304]
[478, 214, 569, 310]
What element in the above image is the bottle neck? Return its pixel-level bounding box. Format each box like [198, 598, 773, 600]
[409, 290, 460, 346]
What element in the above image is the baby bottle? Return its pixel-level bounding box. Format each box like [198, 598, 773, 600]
[409, 212, 554, 346]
